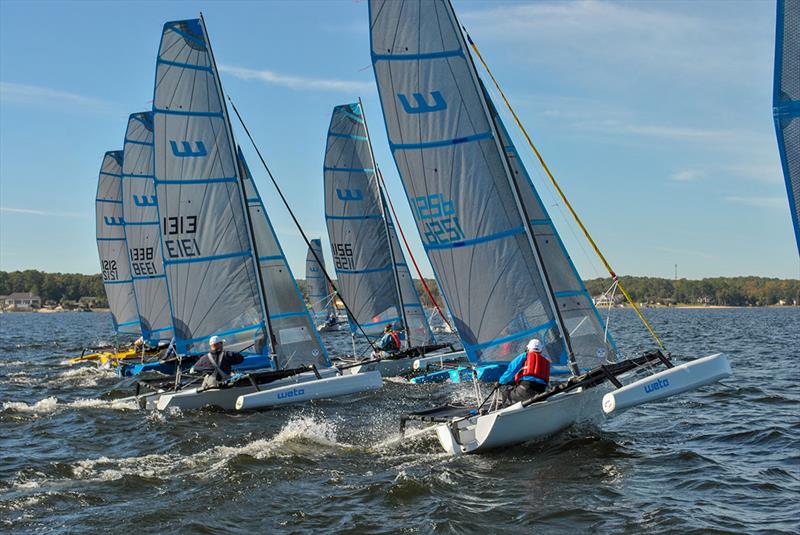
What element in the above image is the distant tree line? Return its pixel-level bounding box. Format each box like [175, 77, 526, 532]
[2, 270, 798, 308]
[583, 276, 800, 307]
[0, 270, 106, 306]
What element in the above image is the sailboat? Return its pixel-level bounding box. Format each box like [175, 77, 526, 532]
[87, 112, 176, 371]
[78, 150, 150, 366]
[121, 111, 175, 346]
[774, 0, 800, 257]
[369, 0, 730, 454]
[134, 16, 381, 411]
[305, 238, 339, 332]
[323, 101, 460, 376]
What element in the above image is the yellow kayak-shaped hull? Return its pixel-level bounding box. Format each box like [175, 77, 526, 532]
[68, 347, 157, 366]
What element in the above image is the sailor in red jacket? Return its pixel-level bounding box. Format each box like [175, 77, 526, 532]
[373, 323, 402, 356]
[497, 338, 551, 405]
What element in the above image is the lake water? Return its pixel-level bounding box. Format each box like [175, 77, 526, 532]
[0, 308, 798, 534]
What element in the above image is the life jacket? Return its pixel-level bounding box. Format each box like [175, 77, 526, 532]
[388, 331, 401, 350]
[514, 350, 550, 385]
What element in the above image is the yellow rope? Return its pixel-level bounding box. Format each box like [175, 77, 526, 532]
[465, 31, 666, 352]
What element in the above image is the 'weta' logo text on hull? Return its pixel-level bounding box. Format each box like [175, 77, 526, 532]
[643, 377, 670, 394]
[277, 387, 305, 400]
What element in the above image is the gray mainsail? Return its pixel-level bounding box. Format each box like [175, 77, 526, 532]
[305, 238, 335, 325]
[238, 147, 329, 368]
[774, 0, 800, 256]
[324, 102, 434, 345]
[369, 0, 610, 370]
[122, 111, 174, 344]
[96, 150, 141, 335]
[153, 18, 268, 356]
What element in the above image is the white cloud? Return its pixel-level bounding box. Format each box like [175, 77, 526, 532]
[459, 1, 763, 83]
[670, 169, 706, 182]
[219, 65, 372, 93]
[724, 196, 787, 209]
[0, 82, 114, 112]
[0, 207, 87, 218]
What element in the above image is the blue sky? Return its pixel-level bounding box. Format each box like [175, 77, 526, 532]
[0, 0, 797, 280]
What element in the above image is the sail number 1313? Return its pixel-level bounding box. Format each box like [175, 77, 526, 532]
[163, 215, 201, 259]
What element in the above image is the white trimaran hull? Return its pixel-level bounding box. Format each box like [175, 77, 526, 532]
[435, 353, 730, 455]
[342, 348, 466, 377]
[139, 368, 382, 411]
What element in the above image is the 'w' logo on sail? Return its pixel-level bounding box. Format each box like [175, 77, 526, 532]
[397, 91, 447, 114]
[104, 216, 124, 226]
[336, 189, 363, 201]
[169, 140, 207, 157]
[133, 195, 157, 207]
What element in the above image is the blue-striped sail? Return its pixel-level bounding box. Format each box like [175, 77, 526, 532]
[369, 0, 612, 370]
[153, 18, 268, 356]
[774, 0, 800, 256]
[122, 111, 174, 344]
[96, 150, 141, 335]
[324, 103, 434, 346]
[238, 147, 329, 368]
[305, 238, 335, 327]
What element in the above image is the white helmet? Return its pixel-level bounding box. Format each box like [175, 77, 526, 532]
[527, 338, 542, 352]
[209, 335, 224, 346]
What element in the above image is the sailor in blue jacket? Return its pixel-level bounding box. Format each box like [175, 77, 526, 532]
[497, 338, 551, 405]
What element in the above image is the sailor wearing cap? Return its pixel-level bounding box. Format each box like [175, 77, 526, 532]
[190, 335, 246, 389]
[497, 338, 551, 406]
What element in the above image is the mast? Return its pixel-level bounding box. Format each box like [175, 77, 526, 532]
[198, 13, 278, 361]
[444, 1, 577, 374]
[359, 97, 411, 348]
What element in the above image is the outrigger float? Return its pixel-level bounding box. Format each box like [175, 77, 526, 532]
[369, 0, 731, 454]
[127, 364, 381, 411]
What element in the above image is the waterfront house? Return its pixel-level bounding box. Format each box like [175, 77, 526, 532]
[2, 292, 42, 310]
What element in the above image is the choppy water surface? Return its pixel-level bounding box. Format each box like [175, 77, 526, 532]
[0, 308, 798, 534]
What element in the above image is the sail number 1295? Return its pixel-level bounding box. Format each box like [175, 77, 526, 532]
[413, 193, 464, 246]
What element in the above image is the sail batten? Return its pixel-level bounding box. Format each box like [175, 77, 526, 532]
[369, 0, 613, 369]
[323, 102, 434, 346]
[774, 0, 800, 256]
[96, 151, 141, 336]
[152, 17, 268, 356]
